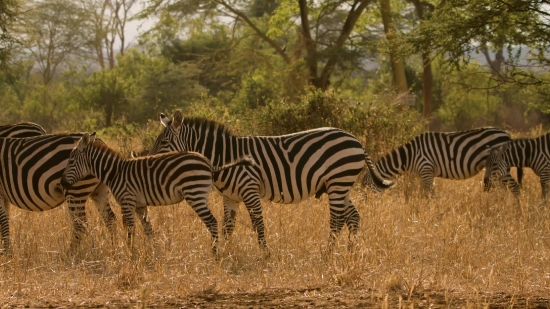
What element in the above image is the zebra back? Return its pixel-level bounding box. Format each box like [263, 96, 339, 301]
[0, 122, 46, 138]
[149, 110, 368, 203]
[376, 127, 512, 180]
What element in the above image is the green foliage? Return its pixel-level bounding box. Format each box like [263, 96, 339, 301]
[0, 0, 20, 69]
[242, 88, 426, 156]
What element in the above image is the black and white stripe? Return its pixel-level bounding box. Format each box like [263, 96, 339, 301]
[370, 127, 521, 195]
[60, 133, 255, 252]
[0, 122, 46, 137]
[484, 133, 550, 201]
[148, 110, 394, 250]
[483, 143, 521, 198]
[0, 133, 117, 253]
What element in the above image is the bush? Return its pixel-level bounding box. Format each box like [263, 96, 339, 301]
[242, 88, 427, 157]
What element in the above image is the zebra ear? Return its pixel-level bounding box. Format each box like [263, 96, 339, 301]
[89, 132, 97, 144]
[77, 133, 91, 152]
[173, 110, 183, 129]
[160, 113, 172, 127]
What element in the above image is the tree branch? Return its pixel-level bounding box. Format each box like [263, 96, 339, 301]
[318, 0, 373, 89]
[214, 0, 290, 64]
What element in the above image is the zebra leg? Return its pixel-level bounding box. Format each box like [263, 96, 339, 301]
[327, 192, 347, 249]
[120, 199, 137, 247]
[242, 193, 267, 250]
[184, 194, 219, 254]
[420, 171, 435, 198]
[89, 183, 118, 241]
[0, 195, 10, 254]
[501, 172, 521, 200]
[66, 199, 88, 254]
[343, 195, 360, 247]
[135, 206, 154, 237]
[222, 198, 239, 240]
[540, 169, 550, 203]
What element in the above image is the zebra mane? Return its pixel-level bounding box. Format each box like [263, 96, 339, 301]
[91, 140, 126, 160]
[182, 117, 234, 138]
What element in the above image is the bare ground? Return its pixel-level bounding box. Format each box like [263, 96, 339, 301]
[3, 288, 550, 308]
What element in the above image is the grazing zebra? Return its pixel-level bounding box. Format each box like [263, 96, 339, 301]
[483, 143, 521, 198]
[484, 133, 550, 201]
[0, 122, 47, 137]
[367, 127, 522, 196]
[147, 110, 394, 250]
[0, 133, 117, 253]
[60, 132, 256, 252]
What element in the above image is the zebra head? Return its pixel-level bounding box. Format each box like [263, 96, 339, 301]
[61, 132, 97, 190]
[148, 110, 187, 155]
[483, 142, 510, 192]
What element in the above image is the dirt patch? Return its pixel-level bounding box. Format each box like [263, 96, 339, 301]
[3, 288, 550, 308]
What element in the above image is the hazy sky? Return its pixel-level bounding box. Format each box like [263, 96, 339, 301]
[124, 5, 157, 46]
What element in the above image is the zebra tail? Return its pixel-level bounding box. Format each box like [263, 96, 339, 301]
[212, 155, 257, 174]
[364, 153, 395, 190]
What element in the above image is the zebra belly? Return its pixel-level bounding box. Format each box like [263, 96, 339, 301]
[0, 183, 66, 211]
[437, 167, 480, 179]
[134, 191, 185, 207]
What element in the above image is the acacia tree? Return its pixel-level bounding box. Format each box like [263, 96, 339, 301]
[142, 0, 377, 91]
[0, 0, 20, 69]
[21, 0, 83, 85]
[380, 0, 408, 94]
[408, 0, 434, 121]
[410, 0, 547, 82]
[79, 0, 136, 126]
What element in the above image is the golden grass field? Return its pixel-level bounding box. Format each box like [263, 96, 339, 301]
[1, 167, 550, 308]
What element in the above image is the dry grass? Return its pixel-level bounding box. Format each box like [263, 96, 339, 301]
[1, 169, 550, 308]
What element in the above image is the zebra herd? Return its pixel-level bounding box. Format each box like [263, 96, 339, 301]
[0, 114, 545, 256]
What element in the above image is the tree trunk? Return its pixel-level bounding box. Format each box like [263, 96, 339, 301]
[411, 0, 434, 126]
[380, 0, 408, 94]
[421, 51, 433, 121]
[298, 0, 318, 87]
[104, 91, 114, 127]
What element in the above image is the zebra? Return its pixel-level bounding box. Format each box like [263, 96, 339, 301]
[484, 133, 550, 201]
[367, 127, 522, 196]
[0, 133, 117, 254]
[147, 110, 394, 251]
[60, 132, 256, 253]
[483, 143, 521, 198]
[0, 122, 47, 137]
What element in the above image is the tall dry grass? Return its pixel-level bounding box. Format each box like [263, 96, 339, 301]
[1, 168, 549, 307]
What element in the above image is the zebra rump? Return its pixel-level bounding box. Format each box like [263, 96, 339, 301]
[0, 132, 116, 253]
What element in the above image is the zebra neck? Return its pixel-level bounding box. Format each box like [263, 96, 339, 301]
[87, 149, 124, 186]
[194, 135, 245, 165]
[377, 147, 410, 178]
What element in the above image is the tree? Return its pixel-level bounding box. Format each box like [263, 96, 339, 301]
[142, 0, 377, 91]
[409, 0, 434, 122]
[380, 0, 408, 94]
[21, 0, 83, 85]
[0, 0, 21, 69]
[410, 0, 547, 82]
[79, 0, 136, 126]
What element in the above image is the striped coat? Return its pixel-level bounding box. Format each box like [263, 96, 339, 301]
[148, 110, 394, 250]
